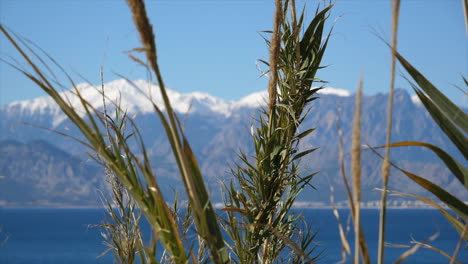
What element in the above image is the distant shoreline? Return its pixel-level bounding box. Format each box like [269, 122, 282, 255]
[0, 199, 458, 210]
[0, 206, 443, 210]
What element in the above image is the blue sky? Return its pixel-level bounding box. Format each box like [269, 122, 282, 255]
[0, 0, 466, 106]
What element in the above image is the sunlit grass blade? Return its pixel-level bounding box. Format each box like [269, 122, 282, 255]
[395, 52, 468, 133]
[412, 88, 468, 159]
[370, 148, 468, 222]
[375, 141, 468, 189]
[377, 189, 468, 241]
[182, 136, 229, 261]
[397, 168, 468, 220]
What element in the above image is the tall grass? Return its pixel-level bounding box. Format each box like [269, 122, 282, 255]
[337, 0, 467, 263]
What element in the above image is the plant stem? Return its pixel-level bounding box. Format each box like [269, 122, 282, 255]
[378, 1, 400, 263]
[352, 76, 363, 264]
[267, 0, 283, 114]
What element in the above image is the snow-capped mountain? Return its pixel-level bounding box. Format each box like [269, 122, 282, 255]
[3, 79, 352, 127]
[1, 80, 465, 207]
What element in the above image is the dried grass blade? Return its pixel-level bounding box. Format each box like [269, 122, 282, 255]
[393, 232, 439, 264]
[329, 181, 351, 262]
[411, 242, 462, 264]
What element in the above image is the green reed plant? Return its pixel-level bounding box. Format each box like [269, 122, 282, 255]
[222, 1, 332, 263]
[97, 163, 143, 264]
[92, 93, 145, 264]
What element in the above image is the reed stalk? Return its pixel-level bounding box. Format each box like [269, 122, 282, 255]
[222, 1, 332, 263]
[377, 0, 400, 263]
[463, 0, 468, 34]
[336, 114, 370, 264]
[351, 76, 363, 264]
[267, 0, 283, 113]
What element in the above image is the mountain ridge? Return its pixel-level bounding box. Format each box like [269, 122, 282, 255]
[2, 79, 355, 126]
[0, 80, 465, 207]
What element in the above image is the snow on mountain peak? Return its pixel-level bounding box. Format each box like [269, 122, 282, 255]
[4, 79, 352, 127]
[317, 87, 351, 97]
[5, 80, 235, 126]
[234, 90, 268, 109]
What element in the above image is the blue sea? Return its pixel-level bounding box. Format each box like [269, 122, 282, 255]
[0, 208, 466, 263]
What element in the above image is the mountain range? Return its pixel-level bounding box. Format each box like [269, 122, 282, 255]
[0, 79, 466, 207]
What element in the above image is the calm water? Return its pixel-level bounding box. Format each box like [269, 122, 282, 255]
[0, 208, 466, 263]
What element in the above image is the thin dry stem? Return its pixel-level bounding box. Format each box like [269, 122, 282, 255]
[336, 112, 354, 209]
[393, 232, 439, 264]
[352, 76, 363, 264]
[337, 112, 371, 264]
[463, 0, 468, 35]
[329, 181, 351, 263]
[377, 1, 400, 263]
